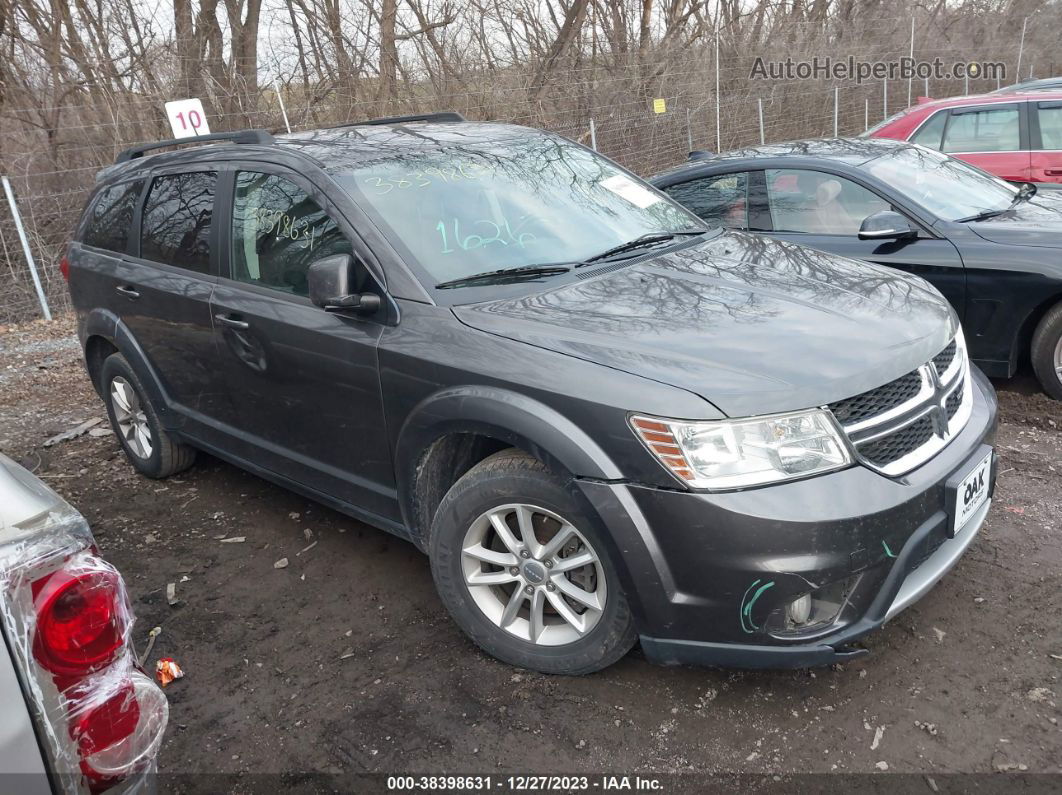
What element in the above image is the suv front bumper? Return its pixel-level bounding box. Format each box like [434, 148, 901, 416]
[577, 367, 999, 669]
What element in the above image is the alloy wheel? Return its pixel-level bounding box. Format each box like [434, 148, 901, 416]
[110, 376, 153, 459]
[461, 503, 607, 646]
[1055, 335, 1062, 383]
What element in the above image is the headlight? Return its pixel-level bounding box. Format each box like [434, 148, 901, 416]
[631, 409, 852, 490]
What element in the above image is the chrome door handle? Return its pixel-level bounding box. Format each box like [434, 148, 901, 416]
[115, 285, 140, 299]
[214, 313, 250, 330]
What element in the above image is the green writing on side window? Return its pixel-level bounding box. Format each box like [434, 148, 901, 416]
[365, 162, 490, 195]
[435, 217, 536, 254]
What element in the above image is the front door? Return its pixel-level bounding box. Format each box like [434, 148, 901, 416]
[208, 166, 397, 523]
[759, 168, 968, 318]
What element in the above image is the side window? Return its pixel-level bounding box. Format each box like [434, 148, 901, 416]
[765, 169, 890, 236]
[231, 171, 353, 297]
[910, 112, 947, 150]
[662, 173, 749, 229]
[942, 107, 1020, 153]
[1036, 104, 1062, 149]
[81, 180, 142, 253]
[140, 172, 217, 273]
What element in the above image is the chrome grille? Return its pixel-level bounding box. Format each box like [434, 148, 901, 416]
[828, 333, 972, 476]
[830, 371, 923, 426]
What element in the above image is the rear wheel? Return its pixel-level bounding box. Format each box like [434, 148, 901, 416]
[429, 448, 636, 674]
[100, 354, 196, 478]
[1031, 303, 1062, 400]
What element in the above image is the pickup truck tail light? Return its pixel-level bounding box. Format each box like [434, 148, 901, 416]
[59, 255, 70, 281]
[1, 541, 168, 790]
[32, 568, 128, 676]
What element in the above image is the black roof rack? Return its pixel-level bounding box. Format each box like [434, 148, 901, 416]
[330, 111, 466, 130]
[115, 129, 276, 164]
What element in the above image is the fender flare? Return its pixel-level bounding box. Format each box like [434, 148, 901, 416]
[81, 309, 178, 428]
[394, 385, 624, 535]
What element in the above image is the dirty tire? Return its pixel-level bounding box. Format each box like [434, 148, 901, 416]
[429, 448, 636, 674]
[1031, 302, 1062, 400]
[100, 353, 195, 478]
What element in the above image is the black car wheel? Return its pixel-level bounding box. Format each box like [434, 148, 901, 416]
[1032, 303, 1062, 400]
[429, 448, 636, 674]
[100, 354, 196, 478]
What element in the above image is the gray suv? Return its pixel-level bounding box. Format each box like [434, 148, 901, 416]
[64, 113, 998, 674]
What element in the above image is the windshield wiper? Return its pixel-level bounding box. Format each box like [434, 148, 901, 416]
[576, 229, 705, 267]
[956, 207, 1010, 223]
[435, 264, 571, 290]
[957, 183, 1036, 223]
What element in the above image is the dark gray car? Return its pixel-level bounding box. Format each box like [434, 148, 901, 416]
[650, 138, 1062, 399]
[63, 116, 998, 673]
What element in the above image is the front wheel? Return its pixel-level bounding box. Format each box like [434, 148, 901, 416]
[1031, 303, 1062, 400]
[429, 449, 636, 674]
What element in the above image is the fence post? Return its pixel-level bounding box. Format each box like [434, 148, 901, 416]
[965, 72, 969, 95]
[589, 119, 598, 151]
[883, 80, 888, 120]
[2, 176, 51, 321]
[714, 25, 721, 152]
[274, 80, 292, 134]
[758, 98, 765, 145]
[1016, 17, 1028, 83]
[907, 16, 915, 107]
[686, 108, 693, 153]
[864, 99, 869, 131]
[833, 87, 839, 137]
[924, 77, 929, 97]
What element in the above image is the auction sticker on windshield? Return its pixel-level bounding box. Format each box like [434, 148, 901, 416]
[601, 174, 661, 209]
[954, 450, 991, 536]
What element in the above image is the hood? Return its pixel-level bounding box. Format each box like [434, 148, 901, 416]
[967, 189, 1062, 247]
[454, 231, 956, 417]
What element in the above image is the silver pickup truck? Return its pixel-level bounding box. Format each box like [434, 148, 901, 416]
[0, 452, 167, 793]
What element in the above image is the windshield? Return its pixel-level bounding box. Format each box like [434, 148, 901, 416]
[334, 132, 703, 289]
[865, 146, 1017, 220]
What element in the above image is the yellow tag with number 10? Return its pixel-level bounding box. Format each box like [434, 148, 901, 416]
[652, 98, 667, 114]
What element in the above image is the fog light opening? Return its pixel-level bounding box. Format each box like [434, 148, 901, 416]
[786, 593, 812, 625]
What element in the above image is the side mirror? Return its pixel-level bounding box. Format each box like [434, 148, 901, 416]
[858, 210, 917, 241]
[308, 254, 381, 314]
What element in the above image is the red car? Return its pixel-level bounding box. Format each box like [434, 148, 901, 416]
[866, 91, 1062, 184]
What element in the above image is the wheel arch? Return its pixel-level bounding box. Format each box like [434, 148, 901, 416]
[1013, 289, 1062, 370]
[395, 386, 625, 549]
[80, 309, 174, 425]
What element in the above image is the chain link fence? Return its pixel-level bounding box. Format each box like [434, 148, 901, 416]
[0, 35, 1042, 324]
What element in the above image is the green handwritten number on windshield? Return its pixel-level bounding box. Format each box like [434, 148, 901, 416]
[435, 217, 536, 254]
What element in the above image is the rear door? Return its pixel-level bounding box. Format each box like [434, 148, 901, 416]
[207, 165, 397, 523]
[114, 168, 231, 431]
[758, 168, 968, 317]
[939, 102, 1032, 183]
[1028, 99, 1062, 183]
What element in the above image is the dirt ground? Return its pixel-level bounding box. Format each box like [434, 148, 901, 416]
[1, 316, 1060, 789]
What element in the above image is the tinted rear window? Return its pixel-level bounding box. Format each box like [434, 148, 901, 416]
[140, 172, 217, 272]
[81, 180, 142, 253]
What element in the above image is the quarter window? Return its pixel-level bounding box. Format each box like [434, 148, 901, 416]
[942, 107, 1020, 153]
[910, 112, 947, 150]
[81, 181, 142, 253]
[765, 169, 890, 236]
[231, 171, 352, 297]
[1036, 104, 1062, 149]
[140, 172, 217, 273]
[662, 173, 749, 229]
